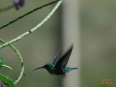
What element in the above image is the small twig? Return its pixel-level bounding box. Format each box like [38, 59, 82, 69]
[0, 0, 60, 30]
[0, 38, 24, 85]
[0, 5, 14, 13]
[0, 0, 62, 49]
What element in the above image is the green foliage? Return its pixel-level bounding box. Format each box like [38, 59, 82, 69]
[0, 1, 62, 87]
[0, 74, 15, 87]
[0, 56, 15, 87]
[0, 56, 3, 66]
[0, 56, 12, 70]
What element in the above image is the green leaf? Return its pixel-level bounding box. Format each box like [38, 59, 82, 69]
[0, 74, 15, 87]
[0, 56, 4, 66]
[1, 65, 13, 70]
[0, 56, 13, 70]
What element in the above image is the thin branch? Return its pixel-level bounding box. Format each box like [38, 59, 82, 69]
[0, 38, 24, 84]
[0, 0, 62, 49]
[0, 0, 60, 30]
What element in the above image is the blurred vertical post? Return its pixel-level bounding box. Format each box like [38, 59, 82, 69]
[61, 0, 80, 87]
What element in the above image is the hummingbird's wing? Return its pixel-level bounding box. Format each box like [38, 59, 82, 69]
[53, 43, 60, 65]
[55, 44, 73, 69]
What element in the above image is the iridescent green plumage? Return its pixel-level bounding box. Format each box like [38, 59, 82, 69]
[33, 44, 79, 78]
[43, 63, 56, 75]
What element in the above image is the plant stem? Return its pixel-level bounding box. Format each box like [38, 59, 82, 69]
[0, 38, 24, 85]
[0, 0, 60, 30]
[0, 0, 62, 49]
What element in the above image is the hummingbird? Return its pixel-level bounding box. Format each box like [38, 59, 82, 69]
[33, 44, 79, 78]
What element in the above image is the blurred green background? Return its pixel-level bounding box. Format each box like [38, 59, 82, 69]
[0, 0, 116, 87]
[81, 0, 116, 87]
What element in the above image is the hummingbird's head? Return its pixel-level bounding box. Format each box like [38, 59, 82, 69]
[42, 64, 49, 69]
[33, 63, 49, 71]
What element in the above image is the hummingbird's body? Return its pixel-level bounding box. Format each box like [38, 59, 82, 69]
[44, 63, 77, 76]
[44, 63, 56, 75]
[33, 44, 79, 78]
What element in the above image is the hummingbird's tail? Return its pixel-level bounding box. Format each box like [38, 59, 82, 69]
[72, 67, 80, 70]
[70, 67, 80, 70]
[65, 67, 80, 73]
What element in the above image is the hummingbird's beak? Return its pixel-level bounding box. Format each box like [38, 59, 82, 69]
[33, 66, 44, 71]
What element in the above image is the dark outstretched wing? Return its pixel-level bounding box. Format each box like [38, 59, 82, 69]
[53, 43, 60, 65]
[55, 44, 73, 69]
